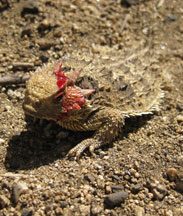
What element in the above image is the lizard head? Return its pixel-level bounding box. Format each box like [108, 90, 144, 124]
[23, 61, 95, 121]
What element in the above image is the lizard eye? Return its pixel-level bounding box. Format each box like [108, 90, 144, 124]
[52, 94, 63, 104]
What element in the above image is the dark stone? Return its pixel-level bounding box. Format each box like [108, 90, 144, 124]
[111, 184, 124, 193]
[0, 0, 9, 12]
[39, 55, 49, 63]
[84, 173, 96, 183]
[131, 183, 143, 194]
[60, 201, 68, 208]
[175, 177, 183, 193]
[21, 26, 32, 37]
[104, 191, 128, 208]
[121, 0, 139, 8]
[21, 0, 39, 17]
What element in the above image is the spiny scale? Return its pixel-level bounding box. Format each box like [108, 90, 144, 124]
[62, 47, 163, 117]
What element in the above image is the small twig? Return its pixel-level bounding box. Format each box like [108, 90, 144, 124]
[120, 14, 130, 34]
[157, 0, 164, 8]
[0, 74, 30, 85]
[12, 62, 34, 70]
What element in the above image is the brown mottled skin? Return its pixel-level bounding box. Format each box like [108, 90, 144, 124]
[23, 47, 163, 159]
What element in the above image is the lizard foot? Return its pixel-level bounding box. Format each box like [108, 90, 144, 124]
[67, 138, 101, 160]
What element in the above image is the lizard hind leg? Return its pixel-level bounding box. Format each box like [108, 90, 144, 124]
[67, 110, 125, 160]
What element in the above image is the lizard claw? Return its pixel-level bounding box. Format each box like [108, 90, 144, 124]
[67, 138, 100, 160]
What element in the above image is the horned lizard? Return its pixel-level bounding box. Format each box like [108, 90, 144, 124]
[23, 46, 163, 159]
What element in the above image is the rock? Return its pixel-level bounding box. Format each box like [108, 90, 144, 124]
[134, 161, 140, 170]
[39, 54, 49, 63]
[176, 102, 183, 112]
[21, 0, 39, 17]
[175, 115, 183, 123]
[173, 206, 183, 215]
[132, 183, 143, 194]
[134, 206, 145, 216]
[21, 208, 33, 216]
[7, 89, 23, 100]
[167, 14, 177, 22]
[149, 179, 167, 200]
[38, 19, 51, 31]
[0, 67, 6, 73]
[0, 138, 5, 145]
[11, 182, 28, 204]
[91, 202, 103, 215]
[166, 168, 178, 181]
[60, 201, 68, 208]
[111, 184, 124, 192]
[163, 210, 173, 216]
[177, 156, 183, 167]
[0, 0, 9, 12]
[21, 26, 32, 37]
[79, 204, 90, 216]
[105, 185, 112, 194]
[104, 191, 128, 208]
[36, 38, 56, 50]
[84, 173, 96, 184]
[62, 208, 73, 216]
[0, 195, 10, 208]
[121, 0, 139, 7]
[175, 176, 183, 193]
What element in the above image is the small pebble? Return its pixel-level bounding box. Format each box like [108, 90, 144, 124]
[176, 102, 183, 111]
[0, 0, 9, 11]
[21, 26, 32, 37]
[175, 177, 183, 193]
[54, 163, 58, 168]
[0, 138, 5, 145]
[21, 208, 33, 216]
[91, 202, 103, 215]
[79, 204, 90, 215]
[105, 185, 112, 194]
[173, 206, 183, 215]
[111, 184, 124, 192]
[177, 156, 183, 167]
[84, 173, 96, 184]
[134, 205, 145, 216]
[166, 168, 178, 181]
[60, 201, 68, 208]
[38, 19, 51, 31]
[134, 161, 140, 170]
[121, 0, 139, 7]
[104, 191, 128, 208]
[132, 183, 143, 194]
[0, 67, 6, 73]
[0, 195, 10, 208]
[149, 179, 167, 200]
[163, 210, 173, 216]
[7, 89, 23, 99]
[11, 182, 28, 204]
[175, 115, 183, 123]
[21, 0, 39, 16]
[36, 38, 56, 49]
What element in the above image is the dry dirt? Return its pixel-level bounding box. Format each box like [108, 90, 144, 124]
[0, 0, 183, 215]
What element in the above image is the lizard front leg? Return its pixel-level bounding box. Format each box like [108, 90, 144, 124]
[67, 109, 125, 159]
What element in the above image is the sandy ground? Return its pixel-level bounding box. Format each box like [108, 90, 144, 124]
[0, 0, 183, 215]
